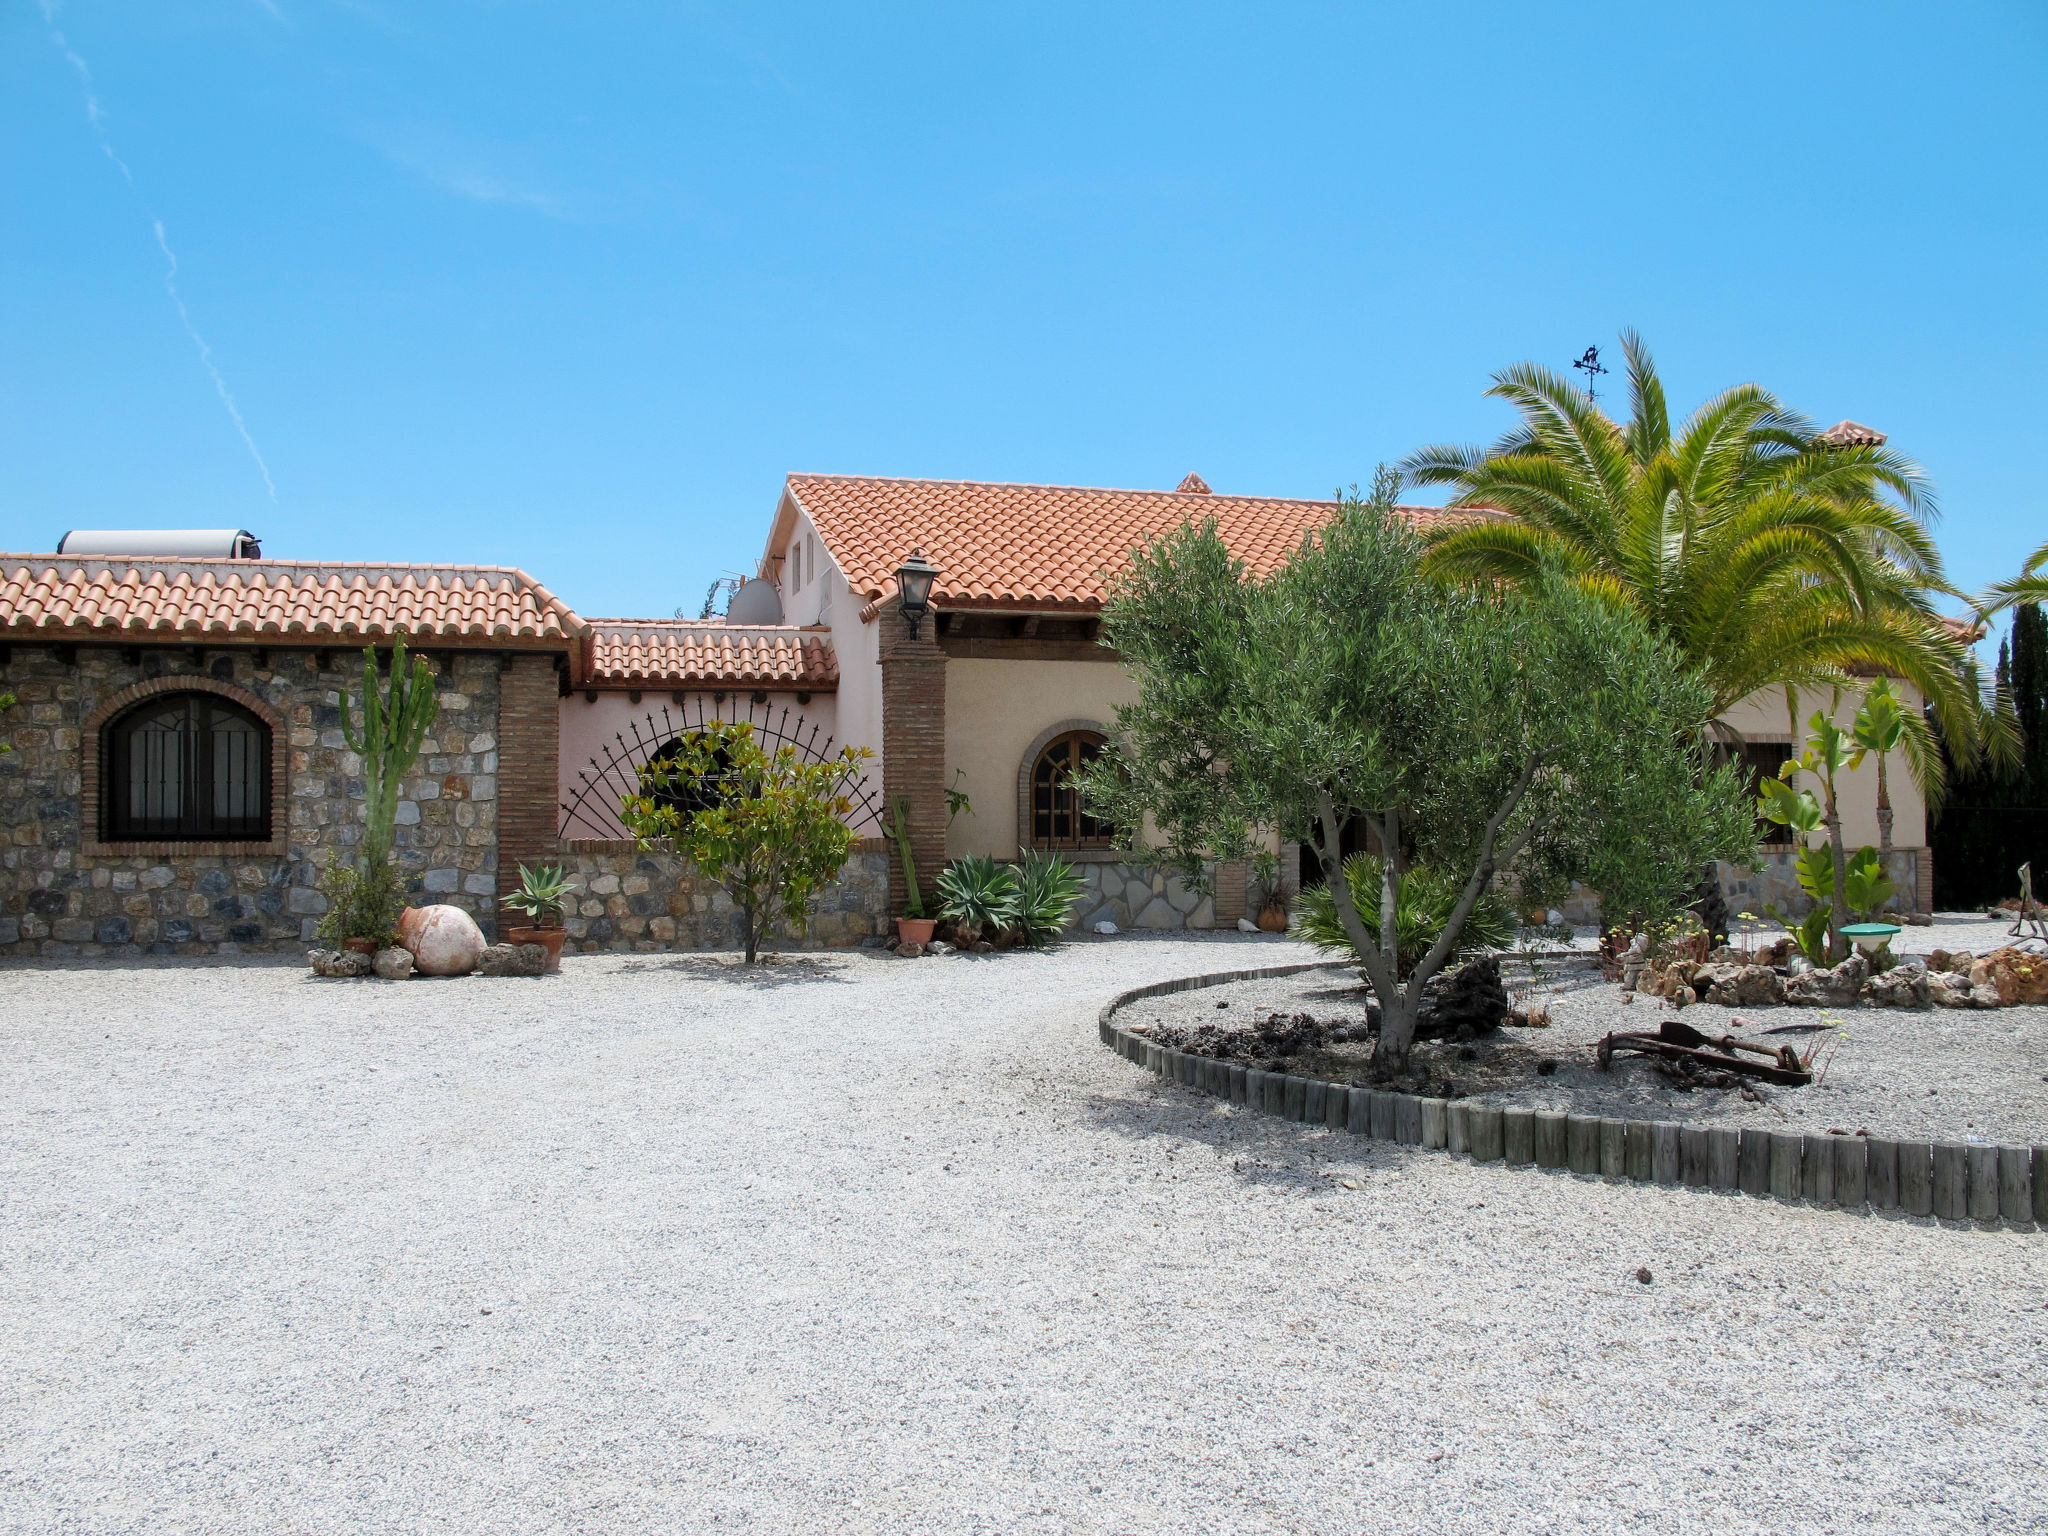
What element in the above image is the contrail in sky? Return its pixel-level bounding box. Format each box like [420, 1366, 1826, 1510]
[36, 1, 279, 503]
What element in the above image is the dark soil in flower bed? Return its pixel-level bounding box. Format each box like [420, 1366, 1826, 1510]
[1118, 954, 2048, 1143]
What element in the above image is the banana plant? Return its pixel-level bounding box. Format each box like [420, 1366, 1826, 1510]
[341, 637, 439, 872]
[1849, 678, 1907, 853]
[1842, 846, 1896, 921]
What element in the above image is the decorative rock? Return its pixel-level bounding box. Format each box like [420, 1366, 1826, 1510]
[1784, 952, 1870, 1007]
[1861, 962, 1932, 1009]
[1236, 917, 1260, 934]
[308, 948, 372, 978]
[1701, 963, 1786, 1008]
[394, 904, 486, 977]
[928, 940, 957, 955]
[1093, 921, 1120, 935]
[1970, 947, 2048, 1006]
[478, 942, 547, 977]
[372, 946, 415, 981]
[894, 942, 925, 958]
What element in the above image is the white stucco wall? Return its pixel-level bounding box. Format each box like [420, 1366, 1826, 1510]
[942, 658, 1140, 860]
[1720, 681, 1928, 849]
[773, 510, 885, 783]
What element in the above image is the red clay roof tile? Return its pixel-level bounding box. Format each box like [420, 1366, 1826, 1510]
[584, 621, 838, 688]
[0, 557, 581, 645]
[781, 474, 1479, 618]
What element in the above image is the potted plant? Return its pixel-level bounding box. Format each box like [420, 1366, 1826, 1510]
[888, 796, 936, 945]
[503, 863, 580, 972]
[1250, 850, 1289, 932]
[315, 852, 405, 956]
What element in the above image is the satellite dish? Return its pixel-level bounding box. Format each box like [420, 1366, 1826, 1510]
[724, 577, 784, 625]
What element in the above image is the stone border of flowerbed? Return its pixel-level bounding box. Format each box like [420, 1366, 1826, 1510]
[1100, 961, 2047, 1233]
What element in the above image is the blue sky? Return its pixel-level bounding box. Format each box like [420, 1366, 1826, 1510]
[4, 1, 2044, 631]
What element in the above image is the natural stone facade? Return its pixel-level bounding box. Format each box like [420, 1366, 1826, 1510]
[1077, 861, 1216, 931]
[1718, 849, 1923, 920]
[557, 842, 890, 952]
[0, 642, 500, 957]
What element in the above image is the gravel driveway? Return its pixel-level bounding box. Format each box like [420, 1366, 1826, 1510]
[4, 937, 2045, 1535]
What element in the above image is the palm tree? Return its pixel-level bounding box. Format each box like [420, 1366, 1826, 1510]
[1977, 537, 2048, 615]
[1404, 331, 1984, 801]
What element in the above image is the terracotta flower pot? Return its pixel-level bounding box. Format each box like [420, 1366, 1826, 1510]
[507, 926, 567, 974]
[896, 917, 937, 946]
[1257, 903, 1290, 933]
[344, 936, 378, 956]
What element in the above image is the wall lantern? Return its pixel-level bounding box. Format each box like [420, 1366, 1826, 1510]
[895, 549, 940, 639]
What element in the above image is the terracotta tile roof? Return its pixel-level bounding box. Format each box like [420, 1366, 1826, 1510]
[584, 620, 838, 688]
[779, 474, 1481, 618]
[1817, 419, 1887, 447]
[0, 556, 581, 646]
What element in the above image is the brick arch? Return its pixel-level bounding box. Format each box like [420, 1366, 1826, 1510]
[82, 674, 290, 856]
[1015, 717, 1113, 854]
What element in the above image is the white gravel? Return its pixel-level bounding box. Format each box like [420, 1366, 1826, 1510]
[4, 936, 2046, 1535]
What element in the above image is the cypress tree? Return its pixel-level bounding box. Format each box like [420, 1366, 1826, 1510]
[2012, 602, 2047, 803]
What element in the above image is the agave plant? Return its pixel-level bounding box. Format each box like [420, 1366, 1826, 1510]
[1012, 851, 1086, 947]
[935, 855, 1020, 940]
[1295, 854, 1515, 976]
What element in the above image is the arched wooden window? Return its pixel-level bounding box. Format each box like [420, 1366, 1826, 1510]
[1030, 729, 1118, 849]
[103, 692, 271, 841]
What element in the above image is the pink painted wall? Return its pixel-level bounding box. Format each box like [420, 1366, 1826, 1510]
[555, 688, 853, 840]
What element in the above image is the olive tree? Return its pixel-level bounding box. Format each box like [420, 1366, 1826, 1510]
[1084, 475, 1754, 1072]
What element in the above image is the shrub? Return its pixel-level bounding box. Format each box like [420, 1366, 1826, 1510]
[315, 852, 405, 947]
[935, 855, 1020, 938]
[1296, 854, 1515, 975]
[621, 721, 869, 963]
[1013, 851, 1085, 946]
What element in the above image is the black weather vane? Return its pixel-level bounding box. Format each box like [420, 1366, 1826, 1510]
[1572, 345, 1607, 402]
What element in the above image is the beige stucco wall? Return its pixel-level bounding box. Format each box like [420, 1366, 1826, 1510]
[1720, 681, 1927, 848]
[943, 657, 1140, 860]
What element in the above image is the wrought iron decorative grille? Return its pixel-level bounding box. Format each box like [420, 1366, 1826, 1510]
[558, 696, 884, 840]
[104, 692, 271, 841]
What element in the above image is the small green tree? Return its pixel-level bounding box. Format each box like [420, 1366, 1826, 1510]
[1084, 472, 1754, 1072]
[621, 721, 870, 963]
[1850, 678, 1907, 852]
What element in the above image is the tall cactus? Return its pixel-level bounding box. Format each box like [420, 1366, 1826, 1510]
[341, 638, 439, 869]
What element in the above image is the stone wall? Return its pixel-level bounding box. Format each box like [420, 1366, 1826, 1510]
[1077, 860, 1218, 931]
[557, 843, 891, 952]
[1718, 849, 1924, 921]
[0, 642, 501, 958]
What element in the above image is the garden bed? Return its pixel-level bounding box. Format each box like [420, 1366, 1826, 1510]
[1117, 955, 2048, 1145]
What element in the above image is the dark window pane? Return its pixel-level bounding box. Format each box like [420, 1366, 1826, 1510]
[104, 691, 270, 842]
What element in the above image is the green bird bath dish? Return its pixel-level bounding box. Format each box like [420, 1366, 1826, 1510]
[1840, 921, 1902, 956]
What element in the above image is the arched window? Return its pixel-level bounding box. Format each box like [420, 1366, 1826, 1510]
[640, 734, 743, 818]
[1030, 729, 1119, 849]
[103, 692, 271, 841]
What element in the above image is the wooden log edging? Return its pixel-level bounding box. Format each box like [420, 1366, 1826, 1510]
[1099, 961, 2047, 1233]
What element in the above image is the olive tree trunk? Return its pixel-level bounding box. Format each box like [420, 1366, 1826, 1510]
[1314, 753, 1551, 1073]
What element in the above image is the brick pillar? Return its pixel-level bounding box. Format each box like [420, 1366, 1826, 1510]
[878, 598, 947, 916]
[1916, 845, 1936, 915]
[1212, 860, 1248, 930]
[497, 652, 562, 919]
